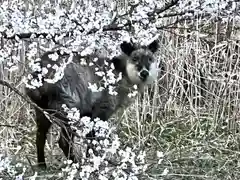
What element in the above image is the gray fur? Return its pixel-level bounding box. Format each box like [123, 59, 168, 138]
[26, 40, 159, 168]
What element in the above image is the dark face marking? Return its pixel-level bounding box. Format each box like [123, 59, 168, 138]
[131, 50, 153, 70]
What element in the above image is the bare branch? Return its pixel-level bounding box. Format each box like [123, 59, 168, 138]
[0, 124, 16, 128]
[147, 0, 179, 17]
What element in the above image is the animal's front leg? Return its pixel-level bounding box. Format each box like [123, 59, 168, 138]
[35, 109, 52, 169]
[58, 127, 77, 162]
[85, 96, 116, 156]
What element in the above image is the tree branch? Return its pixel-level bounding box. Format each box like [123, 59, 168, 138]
[147, 0, 179, 17]
[1, 21, 131, 41]
[157, 10, 195, 18]
[0, 79, 79, 137]
[1, 1, 176, 41]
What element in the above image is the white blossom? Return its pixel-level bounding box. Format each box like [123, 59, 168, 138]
[48, 52, 59, 61]
[2, 0, 234, 179]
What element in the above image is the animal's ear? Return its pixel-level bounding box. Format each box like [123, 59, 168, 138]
[147, 40, 159, 53]
[120, 41, 136, 56]
[112, 56, 126, 73]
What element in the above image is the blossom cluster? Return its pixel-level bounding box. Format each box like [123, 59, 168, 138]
[87, 57, 123, 96]
[24, 49, 74, 89]
[1, 0, 238, 179]
[59, 104, 166, 180]
[0, 154, 28, 180]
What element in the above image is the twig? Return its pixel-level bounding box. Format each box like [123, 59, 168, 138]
[157, 10, 194, 19]
[25, 155, 35, 173]
[87, 22, 130, 35]
[0, 124, 16, 128]
[147, 0, 179, 17]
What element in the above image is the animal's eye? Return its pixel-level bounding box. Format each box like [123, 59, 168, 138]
[132, 56, 138, 62]
[148, 57, 153, 62]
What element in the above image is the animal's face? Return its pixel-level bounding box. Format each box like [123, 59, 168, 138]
[120, 40, 159, 85]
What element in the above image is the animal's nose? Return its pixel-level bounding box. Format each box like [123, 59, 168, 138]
[140, 70, 149, 80]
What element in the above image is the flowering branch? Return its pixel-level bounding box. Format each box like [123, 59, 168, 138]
[1, 22, 131, 41]
[0, 0, 185, 43]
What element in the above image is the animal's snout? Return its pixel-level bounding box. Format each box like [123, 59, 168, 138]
[139, 69, 149, 80]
